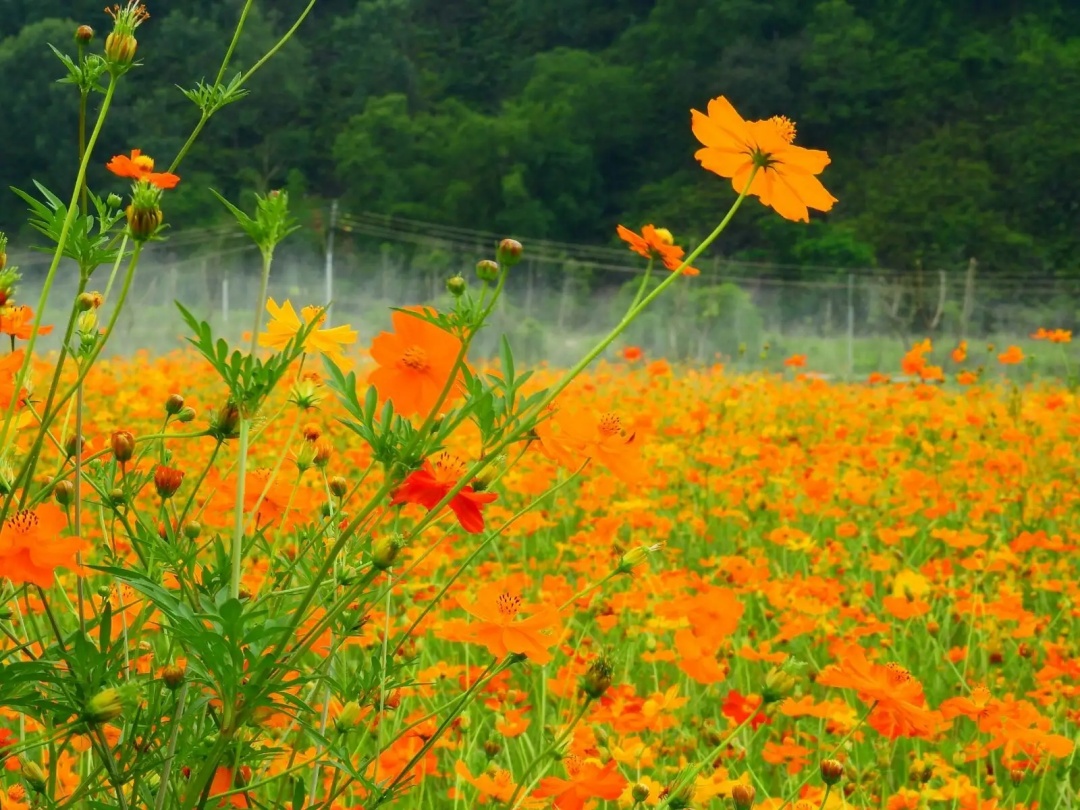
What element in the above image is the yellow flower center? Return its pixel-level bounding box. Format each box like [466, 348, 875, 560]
[133, 154, 155, 172]
[7, 510, 38, 535]
[496, 592, 521, 619]
[653, 227, 675, 245]
[400, 346, 430, 372]
[598, 411, 624, 437]
[885, 662, 912, 686]
[430, 451, 468, 484]
[769, 115, 797, 144]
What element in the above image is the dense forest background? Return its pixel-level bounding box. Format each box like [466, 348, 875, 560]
[3, 0, 1080, 280]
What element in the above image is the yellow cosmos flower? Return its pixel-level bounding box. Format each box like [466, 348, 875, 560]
[258, 298, 358, 369]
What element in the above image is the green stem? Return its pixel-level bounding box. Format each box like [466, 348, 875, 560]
[654, 709, 757, 810]
[0, 75, 116, 465]
[629, 257, 654, 310]
[214, 0, 254, 87]
[238, 0, 318, 86]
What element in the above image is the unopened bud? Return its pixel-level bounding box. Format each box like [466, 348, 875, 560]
[104, 31, 137, 66]
[476, 259, 499, 282]
[107, 193, 122, 209]
[631, 783, 650, 803]
[334, 701, 362, 733]
[329, 476, 348, 498]
[21, 761, 47, 792]
[65, 434, 86, 459]
[731, 783, 756, 809]
[616, 543, 663, 575]
[165, 393, 184, 415]
[109, 488, 126, 508]
[313, 438, 332, 468]
[182, 521, 201, 540]
[446, 275, 466, 296]
[153, 464, 184, 498]
[84, 688, 124, 724]
[483, 739, 502, 758]
[176, 406, 196, 423]
[372, 534, 403, 571]
[125, 202, 162, 241]
[579, 656, 613, 700]
[160, 664, 186, 690]
[75, 25, 95, 44]
[497, 238, 523, 267]
[76, 292, 96, 311]
[663, 783, 696, 810]
[111, 429, 135, 464]
[821, 759, 844, 786]
[53, 479, 75, 506]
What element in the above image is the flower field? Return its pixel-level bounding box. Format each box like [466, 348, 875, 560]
[2, 341, 1079, 808]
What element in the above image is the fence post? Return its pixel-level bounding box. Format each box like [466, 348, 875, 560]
[847, 273, 855, 379]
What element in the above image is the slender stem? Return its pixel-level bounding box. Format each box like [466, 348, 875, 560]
[154, 684, 190, 810]
[229, 419, 250, 601]
[102, 233, 130, 303]
[654, 709, 758, 810]
[214, 0, 254, 87]
[0, 76, 117, 464]
[629, 257, 654, 310]
[238, 0, 318, 86]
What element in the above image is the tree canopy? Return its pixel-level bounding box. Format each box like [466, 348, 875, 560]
[3, 0, 1079, 276]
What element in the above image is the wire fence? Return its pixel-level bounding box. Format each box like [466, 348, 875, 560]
[10, 210, 1080, 378]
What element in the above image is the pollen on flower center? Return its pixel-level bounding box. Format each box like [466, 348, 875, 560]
[598, 412, 624, 437]
[431, 451, 468, 482]
[7, 510, 38, 534]
[564, 755, 582, 778]
[133, 154, 154, 172]
[496, 591, 522, 619]
[885, 662, 912, 685]
[400, 346, 430, 372]
[653, 227, 675, 245]
[769, 115, 797, 144]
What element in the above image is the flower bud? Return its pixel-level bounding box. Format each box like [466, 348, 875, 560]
[160, 664, 186, 690]
[125, 202, 162, 241]
[176, 406, 197, 423]
[165, 393, 184, 415]
[65, 434, 86, 459]
[110, 429, 135, 464]
[302, 422, 321, 442]
[372, 534, 403, 571]
[329, 476, 348, 498]
[294, 441, 318, 472]
[211, 400, 240, 439]
[183, 521, 201, 540]
[76, 292, 96, 311]
[313, 438, 332, 468]
[154, 464, 184, 498]
[731, 783, 756, 809]
[109, 488, 126, 508]
[75, 24, 95, 44]
[446, 275, 467, 296]
[821, 759, 844, 786]
[334, 701, 362, 733]
[616, 543, 663, 575]
[631, 783, 650, 803]
[53, 479, 75, 506]
[0, 233, 7, 272]
[497, 238, 523, 267]
[21, 760, 47, 792]
[84, 687, 124, 724]
[476, 259, 499, 282]
[107, 193, 122, 209]
[663, 782, 696, 810]
[579, 656, 613, 700]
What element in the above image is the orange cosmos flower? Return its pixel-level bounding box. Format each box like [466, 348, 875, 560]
[532, 756, 626, 810]
[0, 305, 53, 341]
[622, 345, 643, 362]
[534, 404, 644, 484]
[454, 761, 542, 806]
[456, 581, 563, 664]
[368, 307, 465, 418]
[784, 354, 807, 368]
[616, 224, 699, 275]
[1031, 327, 1071, 343]
[106, 149, 180, 189]
[691, 96, 837, 222]
[951, 341, 968, 363]
[817, 646, 940, 738]
[0, 504, 86, 587]
[390, 451, 496, 534]
[0, 350, 28, 410]
[997, 345, 1024, 365]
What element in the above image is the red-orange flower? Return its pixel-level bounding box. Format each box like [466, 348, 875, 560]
[368, 307, 465, 418]
[0, 504, 86, 587]
[456, 581, 563, 664]
[0, 305, 53, 340]
[532, 756, 626, 810]
[784, 354, 807, 368]
[390, 451, 496, 533]
[616, 225, 699, 275]
[691, 96, 837, 222]
[106, 149, 180, 189]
